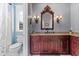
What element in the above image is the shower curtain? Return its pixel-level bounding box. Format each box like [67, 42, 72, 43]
[0, 4, 9, 55]
[0, 4, 6, 46]
[0, 4, 11, 47]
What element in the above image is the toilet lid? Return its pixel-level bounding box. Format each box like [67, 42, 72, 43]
[9, 43, 22, 49]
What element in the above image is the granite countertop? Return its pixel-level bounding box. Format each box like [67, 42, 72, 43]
[30, 32, 70, 36]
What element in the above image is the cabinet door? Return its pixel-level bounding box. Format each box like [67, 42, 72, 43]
[40, 36, 49, 53]
[71, 36, 79, 56]
[40, 35, 52, 54]
[31, 36, 40, 54]
[60, 36, 69, 54]
[50, 36, 62, 54]
[50, 35, 69, 54]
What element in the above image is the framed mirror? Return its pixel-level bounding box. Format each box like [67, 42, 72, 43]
[41, 5, 54, 30]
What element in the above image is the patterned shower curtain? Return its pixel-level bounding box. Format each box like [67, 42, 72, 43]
[0, 4, 9, 47]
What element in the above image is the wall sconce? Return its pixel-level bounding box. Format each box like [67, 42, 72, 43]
[33, 16, 40, 23]
[56, 15, 63, 23]
[29, 18, 32, 24]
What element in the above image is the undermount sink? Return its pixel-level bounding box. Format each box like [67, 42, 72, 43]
[42, 30, 53, 33]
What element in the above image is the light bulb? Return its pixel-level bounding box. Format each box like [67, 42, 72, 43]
[56, 16, 59, 18]
[60, 15, 63, 19]
[33, 16, 36, 19]
[37, 16, 40, 19]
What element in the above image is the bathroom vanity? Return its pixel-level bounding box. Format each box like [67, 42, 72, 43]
[29, 5, 79, 56]
[30, 33, 70, 55]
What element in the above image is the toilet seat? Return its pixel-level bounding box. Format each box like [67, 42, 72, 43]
[9, 43, 22, 49]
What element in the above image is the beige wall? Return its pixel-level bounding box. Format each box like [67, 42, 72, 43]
[71, 3, 79, 32]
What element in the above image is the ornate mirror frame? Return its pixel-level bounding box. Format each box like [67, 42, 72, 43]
[41, 5, 54, 30]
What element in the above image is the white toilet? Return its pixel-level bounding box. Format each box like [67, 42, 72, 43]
[8, 42, 23, 56]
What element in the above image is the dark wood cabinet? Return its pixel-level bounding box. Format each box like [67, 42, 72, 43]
[30, 35, 70, 55]
[71, 36, 79, 56]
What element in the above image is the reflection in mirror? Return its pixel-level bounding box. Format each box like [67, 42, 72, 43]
[42, 12, 52, 29]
